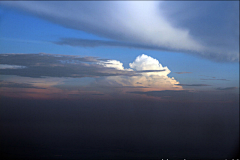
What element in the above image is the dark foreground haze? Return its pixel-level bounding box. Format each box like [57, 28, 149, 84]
[1, 97, 239, 160]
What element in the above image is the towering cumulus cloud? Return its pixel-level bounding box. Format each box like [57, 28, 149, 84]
[97, 54, 182, 92]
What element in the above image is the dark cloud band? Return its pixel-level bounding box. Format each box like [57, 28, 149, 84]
[0, 53, 165, 78]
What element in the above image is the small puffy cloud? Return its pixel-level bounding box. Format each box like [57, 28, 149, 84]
[98, 60, 125, 70]
[129, 54, 171, 76]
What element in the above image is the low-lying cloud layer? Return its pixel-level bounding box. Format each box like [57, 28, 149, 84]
[1, 53, 237, 101]
[1, 1, 238, 62]
[0, 53, 175, 81]
[0, 53, 140, 78]
[0, 81, 46, 89]
[0, 53, 183, 99]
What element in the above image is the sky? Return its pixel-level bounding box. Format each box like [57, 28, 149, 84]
[0, 1, 239, 159]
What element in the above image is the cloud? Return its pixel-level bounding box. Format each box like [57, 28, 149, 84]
[159, 1, 239, 62]
[91, 93, 104, 96]
[54, 38, 153, 49]
[130, 90, 188, 97]
[174, 72, 192, 74]
[0, 53, 99, 65]
[0, 81, 46, 89]
[216, 87, 238, 91]
[93, 54, 182, 92]
[0, 54, 181, 99]
[54, 38, 131, 48]
[0, 53, 169, 79]
[1, 1, 238, 62]
[176, 84, 211, 87]
[98, 60, 125, 71]
[97, 55, 168, 74]
[53, 38, 184, 52]
[129, 54, 170, 76]
[200, 78, 229, 81]
[129, 90, 239, 102]
[0, 64, 26, 69]
[0, 53, 140, 78]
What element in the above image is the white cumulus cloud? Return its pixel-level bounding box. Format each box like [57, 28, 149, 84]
[94, 54, 182, 91]
[129, 54, 171, 76]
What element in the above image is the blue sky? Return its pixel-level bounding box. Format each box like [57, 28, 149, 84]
[0, 1, 239, 101]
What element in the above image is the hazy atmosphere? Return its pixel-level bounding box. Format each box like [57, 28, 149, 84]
[0, 1, 239, 159]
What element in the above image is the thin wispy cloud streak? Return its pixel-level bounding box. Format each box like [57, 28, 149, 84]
[53, 38, 184, 52]
[201, 78, 229, 81]
[0, 81, 46, 89]
[0, 64, 26, 69]
[130, 90, 239, 102]
[216, 87, 238, 91]
[176, 84, 211, 87]
[135, 70, 165, 73]
[175, 72, 192, 74]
